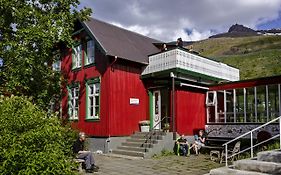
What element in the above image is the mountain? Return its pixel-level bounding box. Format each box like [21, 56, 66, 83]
[210, 24, 281, 38]
[189, 35, 281, 80]
[210, 24, 258, 38]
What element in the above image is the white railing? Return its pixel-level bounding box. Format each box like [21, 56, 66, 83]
[223, 116, 281, 166]
[142, 48, 240, 81]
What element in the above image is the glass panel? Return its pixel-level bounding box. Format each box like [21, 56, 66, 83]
[207, 91, 216, 105]
[268, 84, 279, 120]
[256, 86, 266, 122]
[235, 88, 245, 122]
[217, 91, 224, 123]
[155, 92, 159, 115]
[246, 87, 255, 122]
[90, 107, 94, 116]
[87, 40, 95, 64]
[90, 96, 94, 106]
[226, 90, 234, 122]
[95, 83, 100, 94]
[95, 96, 99, 105]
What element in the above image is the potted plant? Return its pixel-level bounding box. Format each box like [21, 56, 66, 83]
[139, 120, 150, 132]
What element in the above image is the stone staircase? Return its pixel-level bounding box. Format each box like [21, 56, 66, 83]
[209, 150, 281, 175]
[111, 131, 173, 158]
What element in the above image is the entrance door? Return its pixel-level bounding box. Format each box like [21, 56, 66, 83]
[153, 90, 161, 129]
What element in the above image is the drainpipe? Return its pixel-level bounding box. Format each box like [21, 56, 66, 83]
[170, 72, 176, 140]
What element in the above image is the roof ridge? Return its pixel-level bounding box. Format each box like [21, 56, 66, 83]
[87, 17, 162, 43]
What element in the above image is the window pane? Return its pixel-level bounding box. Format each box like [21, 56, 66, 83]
[87, 40, 95, 64]
[217, 91, 224, 123]
[256, 86, 266, 122]
[246, 87, 255, 122]
[268, 84, 279, 120]
[95, 96, 99, 105]
[235, 89, 245, 122]
[226, 90, 234, 122]
[90, 96, 94, 106]
[95, 83, 100, 94]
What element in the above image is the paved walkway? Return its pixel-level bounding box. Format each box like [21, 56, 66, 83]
[84, 154, 223, 175]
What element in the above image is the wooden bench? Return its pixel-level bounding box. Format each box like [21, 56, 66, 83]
[74, 159, 85, 172]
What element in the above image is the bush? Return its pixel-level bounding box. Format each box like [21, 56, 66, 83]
[0, 96, 77, 175]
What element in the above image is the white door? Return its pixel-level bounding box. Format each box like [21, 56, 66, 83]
[153, 91, 161, 129]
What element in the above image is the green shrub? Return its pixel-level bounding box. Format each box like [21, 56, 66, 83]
[0, 96, 77, 175]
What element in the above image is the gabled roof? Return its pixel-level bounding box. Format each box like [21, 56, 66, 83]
[83, 17, 161, 64]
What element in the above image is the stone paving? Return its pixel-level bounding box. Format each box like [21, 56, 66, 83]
[83, 153, 223, 175]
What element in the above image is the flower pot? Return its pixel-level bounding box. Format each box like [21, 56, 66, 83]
[140, 125, 150, 132]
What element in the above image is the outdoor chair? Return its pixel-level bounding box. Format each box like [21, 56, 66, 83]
[220, 141, 241, 164]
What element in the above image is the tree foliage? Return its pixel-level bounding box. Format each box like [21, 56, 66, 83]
[0, 96, 78, 175]
[0, 0, 91, 109]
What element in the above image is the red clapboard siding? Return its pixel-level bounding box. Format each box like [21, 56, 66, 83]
[61, 47, 111, 137]
[108, 62, 149, 136]
[175, 89, 206, 135]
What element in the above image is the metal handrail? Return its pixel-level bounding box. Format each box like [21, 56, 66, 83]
[143, 116, 169, 149]
[222, 116, 281, 166]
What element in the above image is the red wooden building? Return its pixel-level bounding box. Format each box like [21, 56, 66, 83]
[60, 18, 240, 151]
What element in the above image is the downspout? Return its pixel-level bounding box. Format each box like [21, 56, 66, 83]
[107, 55, 118, 153]
[170, 72, 176, 140]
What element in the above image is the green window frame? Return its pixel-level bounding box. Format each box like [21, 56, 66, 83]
[85, 40, 95, 66]
[67, 84, 80, 120]
[72, 44, 82, 69]
[86, 77, 100, 120]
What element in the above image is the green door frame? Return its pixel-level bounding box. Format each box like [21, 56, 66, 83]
[148, 91, 153, 129]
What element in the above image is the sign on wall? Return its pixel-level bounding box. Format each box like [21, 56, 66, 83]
[130, 98, 139, 105]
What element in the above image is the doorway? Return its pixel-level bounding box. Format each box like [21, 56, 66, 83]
[151, 89, 170, 130]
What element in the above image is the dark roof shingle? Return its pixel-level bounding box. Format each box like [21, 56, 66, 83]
[83, 18, 161, 64]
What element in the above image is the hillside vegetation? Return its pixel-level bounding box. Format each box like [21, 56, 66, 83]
[191, 35, 281, 80]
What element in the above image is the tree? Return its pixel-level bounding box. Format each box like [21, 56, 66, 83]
[0, 96, 78, 174]
[0, 0, 91, 109]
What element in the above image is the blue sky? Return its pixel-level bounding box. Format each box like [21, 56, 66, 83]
[80, 0, 281, 41]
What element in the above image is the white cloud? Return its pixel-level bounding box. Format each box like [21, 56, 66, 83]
[80, 0, 281, 42]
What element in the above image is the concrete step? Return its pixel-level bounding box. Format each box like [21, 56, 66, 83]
[257, 150, 281, 163]
[117, 146, 150, 152]
[131, 135, 164, 140]
[111, 149, 145, 158]
[234, 159, 281, 174]
[126, 138, 158, 144]
[121, 142, 153, 148]
[133, 131, 166, 137]
[209, 167, 270, 175]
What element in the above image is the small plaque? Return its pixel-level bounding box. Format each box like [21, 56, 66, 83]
[130, 98, 139, 105]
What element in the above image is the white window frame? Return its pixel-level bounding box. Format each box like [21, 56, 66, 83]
[72, 44, 82, 69]
[86, 79, 100, 120]
[68, 85, 79, 120]
[85, 40, 95, 65]
[206, 91, 217, 106]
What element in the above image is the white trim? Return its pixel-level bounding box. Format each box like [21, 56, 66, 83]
[180, 83, 209, 90]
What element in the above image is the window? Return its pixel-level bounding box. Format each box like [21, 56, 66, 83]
[85, 40, 95, 65]
[72, 44, 82, 69]
[86, 78, 100, 119]
[206, 91, 217, 106]
[68, 85, 79, 120]
[246, 87, 255, 122]
[235, 88, 245, 122]
[225, 90, 234, 122]
[268, 84, 279, 120]
[256, 86, 266, 122]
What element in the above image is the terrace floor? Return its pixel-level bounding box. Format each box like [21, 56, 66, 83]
[84, 153, 223, 175]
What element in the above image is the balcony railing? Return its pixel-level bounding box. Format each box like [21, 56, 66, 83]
[142, 48, 239, 81]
